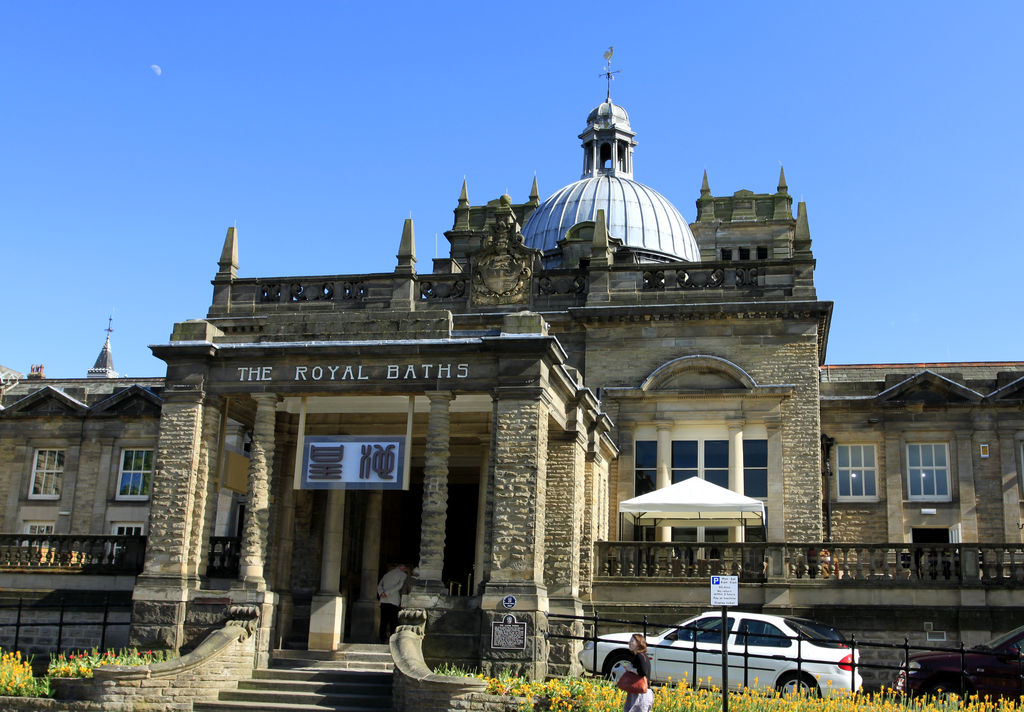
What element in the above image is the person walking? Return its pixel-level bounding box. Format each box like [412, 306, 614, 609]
[377, 562, 408, 642]
[624, 633, 653, 712]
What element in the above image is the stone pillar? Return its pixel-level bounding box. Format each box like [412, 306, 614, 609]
[729, 423, 745, 542]
[480, 393, 549, 680]
[188, 396, 222, 581]
[240, 393, 279, 586]
[309, 488, 347, 650]
[350, 490, 383, 642]
[766, 425, 785, 541]
[655, 424, 672, 542]
[473, 438, 491, 596]
[131, 387, 205, 651]
[956, 435, 980, 541]
[272, 431, 297, 649]
[884, 434, 906, 541]
[998, 431, 1022, 542]
[415, 391, 454, 589]
[544, 431, 587, 677]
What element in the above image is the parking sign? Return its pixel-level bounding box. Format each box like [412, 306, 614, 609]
[710, 575, 738, 606]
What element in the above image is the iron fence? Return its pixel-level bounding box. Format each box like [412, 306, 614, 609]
[0, 594, 132, 657]
[547, 610, 1024, 697]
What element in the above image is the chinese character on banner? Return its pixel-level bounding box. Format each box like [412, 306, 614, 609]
[308, 443, 344, 480]
[300, 436, 407, 490]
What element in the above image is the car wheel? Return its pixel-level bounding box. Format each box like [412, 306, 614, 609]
[776, 672, 820, 697]
[602, 650, 633, 680]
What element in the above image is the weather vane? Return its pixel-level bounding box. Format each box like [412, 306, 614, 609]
[105, 315, 114, 340]
[599, 46, 619, 102]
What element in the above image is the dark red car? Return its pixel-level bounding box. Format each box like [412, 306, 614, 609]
[894, 625, 1024, 699]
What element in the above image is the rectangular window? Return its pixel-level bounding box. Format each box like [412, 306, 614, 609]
[756, 246, 769, 260]
[634, 441, 656, 497]
[23, 522, 54, 535]
[721, 248, 732, 261]
[743, 439, 768, 498]
[671, 440, 698, 483]
[907, 443, 950, 501]
[738, 247, 751, 261]
[704, 440, 729, 489]
[112, 524, 144, 536]
[30, 449, 64, 498]
[836, 444, 878, 499]
[117, 449, 154, 499]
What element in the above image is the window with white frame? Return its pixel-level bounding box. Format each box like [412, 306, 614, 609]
[23, 521, 55, 535]
[836, 444, 878, 500]
[112, 523, 144, 536]
[907, 442, 950, 501]
[30, 449, 64, 498]
[117, 449, 154, 499]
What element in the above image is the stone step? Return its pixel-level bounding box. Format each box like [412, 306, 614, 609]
[270, 658, 394, 672]
[219, 688, 392, 708]
[240, 677, 391, 694]
[194, 702, 380, 712]
[252, 667, 390, 684]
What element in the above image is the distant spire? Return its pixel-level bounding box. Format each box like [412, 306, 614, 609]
[700, 170, 711, 198]
[87, 318, 119, 379]
[777, 166, 788, 194]
[458, 179, 469, 208]
[395, 218, 417, 275]
[217, 226, 239, 279]
[528, 176, 539, 205]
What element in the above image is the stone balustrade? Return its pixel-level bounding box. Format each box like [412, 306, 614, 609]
[0, 534, 146, 575]
[596, 541, 1024, 585]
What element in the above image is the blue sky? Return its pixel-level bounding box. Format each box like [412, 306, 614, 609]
[2, 2, 1022, 379]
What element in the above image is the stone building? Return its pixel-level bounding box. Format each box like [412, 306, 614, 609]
[1, 96, 1023, 678]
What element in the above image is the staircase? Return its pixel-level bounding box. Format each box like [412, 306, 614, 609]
[194, 644, 394, 712]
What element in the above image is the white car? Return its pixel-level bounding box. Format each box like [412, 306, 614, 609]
[578, 611, 862, 696]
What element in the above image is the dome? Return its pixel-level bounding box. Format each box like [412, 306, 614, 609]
[521, 175, 700, 261]
[586, 101, 632, 129]
[520, 99, 700, 263]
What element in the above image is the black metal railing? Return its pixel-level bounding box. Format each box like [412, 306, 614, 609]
[0, 593, 132, 655]
[547, 610, 1024, 697]
[206, 536, 240, 578]
[0, 534, 146, 574]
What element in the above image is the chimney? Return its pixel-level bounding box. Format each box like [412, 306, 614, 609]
[28, 364, 45, 380]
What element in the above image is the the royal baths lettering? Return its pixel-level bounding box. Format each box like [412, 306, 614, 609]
[235, 362, 471, 382]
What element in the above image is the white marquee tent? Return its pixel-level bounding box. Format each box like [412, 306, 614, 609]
[618, 477, 765, 528]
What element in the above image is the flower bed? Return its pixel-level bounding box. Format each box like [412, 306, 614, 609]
[0, 649, 49, 698]
[47, 648, 172, 679]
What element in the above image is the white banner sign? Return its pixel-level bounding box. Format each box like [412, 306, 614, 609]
[299, 436, 407, 490]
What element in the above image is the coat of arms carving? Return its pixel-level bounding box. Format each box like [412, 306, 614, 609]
[471, 199, 538, 307]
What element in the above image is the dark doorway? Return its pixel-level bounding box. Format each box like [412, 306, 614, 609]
[443, 483, 478, 595]
[912, 527, 950, 543]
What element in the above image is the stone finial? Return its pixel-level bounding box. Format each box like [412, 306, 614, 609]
[697, 171, 716, 222]
[396, 218, 417, 275]
[590, 208, 613, 268]
[528, 176, 540, 205]
[794, 201, 812, 251]
[700, 169, 711, 198]
[458, 179, 469, 208]
[217, 226, 239, 279]
[777, 166, 788, 194]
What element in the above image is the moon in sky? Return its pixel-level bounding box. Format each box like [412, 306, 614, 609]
[150, 64, 162, 76]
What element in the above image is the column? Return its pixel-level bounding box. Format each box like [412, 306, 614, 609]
[188, 396, 222, 581]
[544, 430, 587, 677]
[655, 424, 672, 542]
[350, 490, 383, 642]
[415, 391, 453, 590]
[309, 489, 347, 650]
[956, 435, 980, 541]
[480, 392, 549, 680]
[729, 423, 745, 542]
[473, 437, 491, 596]
[884, 434, 906, 542]
[130, 388, 205, 651]
[239, 393, 278, 586]
[998, 432, 1022, 542]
